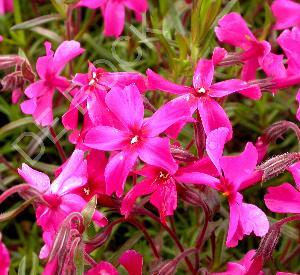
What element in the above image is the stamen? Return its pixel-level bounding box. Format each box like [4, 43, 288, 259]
[198, 87, 206, 94]
[84, 188, 90, 196]
[130, 135, 139, 144]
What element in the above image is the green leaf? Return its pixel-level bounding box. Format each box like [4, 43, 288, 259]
[11, 14, 62, 30]
[18, 256, 27, 275]
[29, 252, 39, 275]
[81, 195, 97, 228]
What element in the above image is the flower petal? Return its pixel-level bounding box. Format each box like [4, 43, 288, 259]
[265, 183, 300, 213]
[142, 96, 191, 137]
[51, 149, 87, 194]
[103, 0, 125, 37]
[215, 12, 256, 50]
[106, 84, 144, 130]
[206, 127, 229, 174]
[138, 137, 178, 175]
[193, 59, 214, 89]
[147, 69, 192, 95]
[124, 0, 148, 13]
[198, 97, 233, 140]
[119, 250, 143, 275]
[18, 164, 50, 193]
[121, 179, 157, 218]
[271, 0, 300, 30]
[53, 40, 84, 74]
[84, 126, 129, 151]
[105, 150, 138, 197]
[221, 142, 258, 190]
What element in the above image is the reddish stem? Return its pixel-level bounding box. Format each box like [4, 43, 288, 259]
[49, 127, 67, 162]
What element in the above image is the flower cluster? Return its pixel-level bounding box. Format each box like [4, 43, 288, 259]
[1, 0, 300, 274]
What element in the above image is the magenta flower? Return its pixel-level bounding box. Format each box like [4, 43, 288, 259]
[18, 149, 107, 234]
[121, 161, 219, 223]
[0, 234, 10, 275]
[63, 62, 146, 130]
[0, 0, 13, 14]
[147, 59, 260, 141]
[215, 12, 285, 81]
[203, 127, 268, 247]
[265, 183, 300, 214]
[84, 84, 190, 197]
[272, 0, 300, 30]
[87, 249, 143, 275]
[277, 27, 300, 76]
[211, 250, 263, 275]
[20, 41, 84, 126]
[77, 0, 148, 38]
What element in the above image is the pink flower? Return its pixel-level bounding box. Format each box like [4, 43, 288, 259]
[0, 35, 3, 42]
[18, 150, 107, 234]
[121, 161, 219, 223]
[215, 12, 285, 80]
[271, 0, 300, 30]
[265, 183, 300, 214]
[277, 27, 300, 76]
[147, 59, 260, 141]
[84, 84, 190, 197]
[0, 234, 10, 275]
[76, 0, 148, 38]
[63, 62, 146, 131]
[0, 0, 13, 14]
[211, 250, 263, 275]
[20, 41, 84, 126]
[87, 249, 143, 275]
[204, 127, 268, 247]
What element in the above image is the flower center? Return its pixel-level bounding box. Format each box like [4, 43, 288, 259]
[83, 187, 90, 196]
[159, 171, 169, 180]
[43, 194, 62, 208]
[197, 87, 206, 94]
[130, 135, 139, 144]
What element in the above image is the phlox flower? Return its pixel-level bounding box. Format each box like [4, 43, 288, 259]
[121, 159, 219, 223]
[211, 250, 263, 275]
[272, 0, 300, 30]
[147, 58, 260, 141]
[63, 62, 146, 131]
[0, 234, 10, 275]
[84, 83, 191, 197]
[76, 0, 148, 38]
[201, 127, 268, 247]
[18, 149, 107, 258]
[0, 0, 13, 14]
[215, 12, 286, 80]
[21, 41, 84, 126]
[87, 250, 143, 275]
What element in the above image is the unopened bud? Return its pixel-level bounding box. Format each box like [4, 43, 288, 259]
[257, 152, 300, 181]
[1, 71, 24, 91]
[261, 121, 300, 144]
[256, 225, 281, 260]
[170, 145, 197, 162]
[0, 55, 24, 70]
[21, 61, 35, 83]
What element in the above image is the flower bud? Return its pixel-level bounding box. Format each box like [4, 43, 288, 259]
[257, 152, 300, 181]
[170, 145, 197, 162]
[0, 55, 24, 70]
[256, 226, 281, 260]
